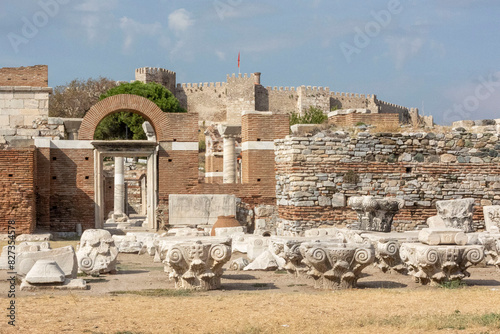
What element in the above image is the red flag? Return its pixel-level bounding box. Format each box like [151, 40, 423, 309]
[238, 52, 240, 68]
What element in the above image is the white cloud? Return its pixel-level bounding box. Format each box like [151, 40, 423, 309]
[119, 17, 162, 51]
[215, 50, 226, 61]
[75, 0, 118, 12]
[384, 36, 425, 69]
[168, 9, 194, 33]
[441, 72, 500, 123]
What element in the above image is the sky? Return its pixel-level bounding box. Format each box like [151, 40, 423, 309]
[1, 0, 500, 125]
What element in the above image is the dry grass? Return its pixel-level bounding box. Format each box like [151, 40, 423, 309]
[2, 288, 500, 333]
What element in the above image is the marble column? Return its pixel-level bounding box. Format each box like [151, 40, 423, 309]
[222, 135, 236, 184]
[114, 157, 125, 216]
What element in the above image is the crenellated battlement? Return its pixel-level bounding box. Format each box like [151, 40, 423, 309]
[177, 82, 226, 89]
[331, 92, 376, 99]
[266, 86, 297, 92]
[226, 73, 257, 80]
[135, 67, 176, 76]
[378, 99, 410, 111]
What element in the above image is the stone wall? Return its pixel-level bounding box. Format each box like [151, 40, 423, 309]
[0, 147, 36, 234]
[175, 82, 227, 124]
[226, 74, 256, 125]
[139, 67, 416, 126]
[275, 129, 500, 234]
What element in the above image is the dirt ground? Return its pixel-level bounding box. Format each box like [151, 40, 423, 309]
[1, 242, 500, 333]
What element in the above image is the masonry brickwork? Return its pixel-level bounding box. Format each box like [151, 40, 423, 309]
[0, 65, 48, 87]
[0, 148, 36, 234]
[275, 129, 500, 234]
[329, 112, 400, 127]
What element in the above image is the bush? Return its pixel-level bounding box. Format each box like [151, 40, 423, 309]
[290, 106, 328, 126]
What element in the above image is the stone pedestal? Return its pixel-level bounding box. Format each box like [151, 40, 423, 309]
[299, 241, 375, 289]
[435, 198, 475, 232]
[76, 229, 118, 275]
[400, 243, 484, 285]
[164, 238, 232, 290]
[348, 196, 404, 232]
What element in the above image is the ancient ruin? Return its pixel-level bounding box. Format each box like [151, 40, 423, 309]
[0, 64, 499, 293]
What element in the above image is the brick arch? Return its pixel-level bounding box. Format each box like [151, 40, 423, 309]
[79, 94, 171, 141]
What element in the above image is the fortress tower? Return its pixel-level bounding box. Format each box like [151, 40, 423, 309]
[135, 67, 176, 94]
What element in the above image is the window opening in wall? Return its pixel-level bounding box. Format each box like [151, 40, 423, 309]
[52, 157, 57, 161]
[406, 167, 413, 173]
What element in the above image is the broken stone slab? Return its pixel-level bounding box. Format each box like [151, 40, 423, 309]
[76, 229, 118, 275]
[25, 260, 65, 284]
[231, 234, 248, 253]
[477, 232, 500, 270]
[243, 249, 284, 271]
[348, 196, 404, 232]
[246, 236, 271, 261]
[113, 235, 143, 253]
[214, 226, 246, 237]
[304, 228, 338, 237]
[435, 198, 475, 232]
[164, 238, 232, 290]
[17, 241, 51, 252]
[166, 228, 207, 237]
[400, 243, 484, 285]
[127, 232, 159, 256]
[426, 215, 446, 228]
[16, 233, 52, 242]
[418, 228, 468, 246]
[483, 205, 500, 233]
[16, 246, 78, 278]
[299, 241, 375, 289]
[168, 194, 237, 227]
[20, 278, 88, 291]
[229, 257, 249, 271]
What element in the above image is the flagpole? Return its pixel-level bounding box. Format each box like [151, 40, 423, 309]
[238, 52, 240, 75]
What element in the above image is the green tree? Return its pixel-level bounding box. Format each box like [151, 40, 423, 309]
[94, 81, 186, 140]
[289, 106, 328, 126]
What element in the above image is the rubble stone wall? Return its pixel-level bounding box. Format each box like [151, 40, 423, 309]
[275, 130, 500, 233]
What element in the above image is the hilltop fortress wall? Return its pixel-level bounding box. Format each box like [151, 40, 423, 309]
[135, 67, 416, 126]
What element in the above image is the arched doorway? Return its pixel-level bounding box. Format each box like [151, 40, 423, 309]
[80, 94, 170, 229]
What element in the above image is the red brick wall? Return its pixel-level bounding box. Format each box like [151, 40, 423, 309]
[104, 176, 114, 218]
[48, 148, 95, 231]
[0, 148, 36, 234]
[242, 113, 289, 141]
[168, 113, 199, 142]
[35, 148, 51, 229]
[0, 65, 48, 87]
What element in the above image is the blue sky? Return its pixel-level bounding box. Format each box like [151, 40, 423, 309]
[1, 0, 499, 125]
